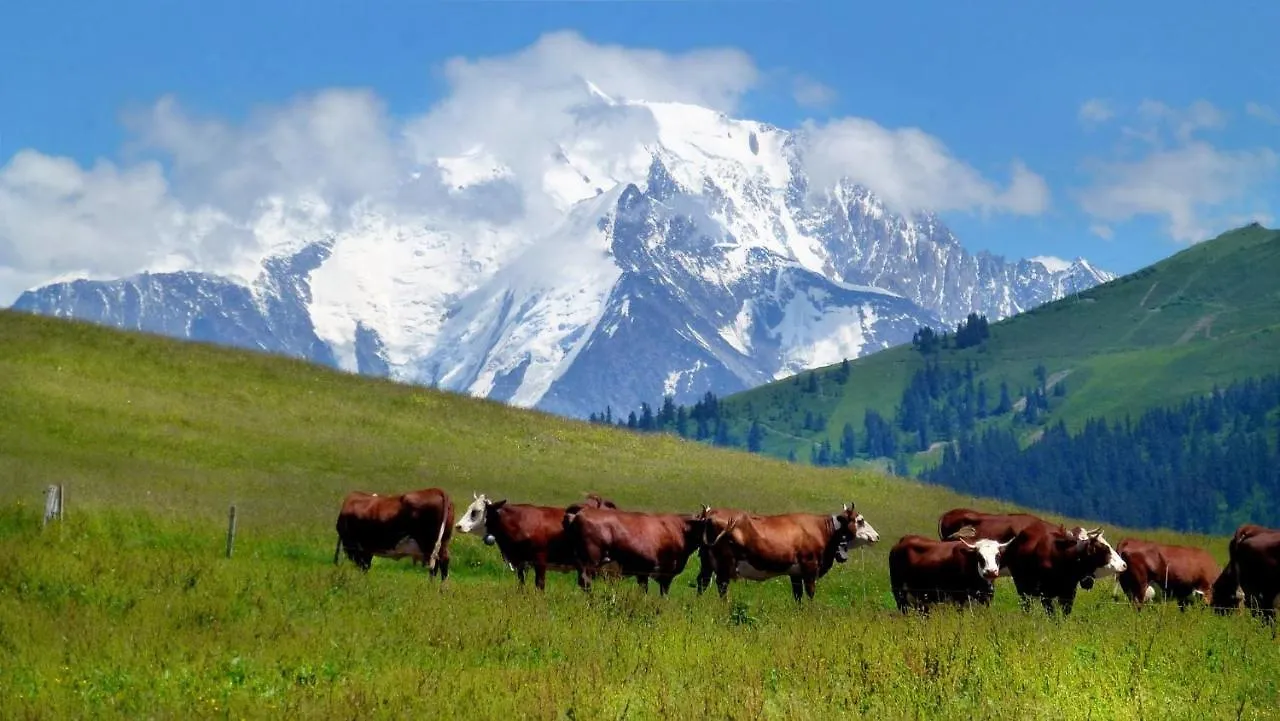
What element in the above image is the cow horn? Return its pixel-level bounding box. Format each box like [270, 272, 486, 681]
[997, 538, 1014, 549]
[473, 491, 478, 500]
[960, 539, 977, 549]
[711, 516, 739, 546]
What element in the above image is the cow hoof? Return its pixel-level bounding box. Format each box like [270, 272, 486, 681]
[484, 535, 496, 546]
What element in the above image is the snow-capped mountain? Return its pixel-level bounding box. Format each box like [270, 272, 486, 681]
[11, 83, 1113, 419]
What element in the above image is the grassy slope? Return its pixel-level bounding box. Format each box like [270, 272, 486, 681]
[1, 310, 1276, 719]
[727, 223, 1280, 459]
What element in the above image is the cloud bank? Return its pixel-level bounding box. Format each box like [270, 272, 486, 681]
[1077, 99, 1278, 243]
[1, 30, 1048, 303]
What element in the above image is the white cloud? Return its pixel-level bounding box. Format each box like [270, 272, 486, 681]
[1246, 101, 1279, 125]
[0, 30, 1046, 303]
[792, 75, 836, 108]
[1077, 142, 1277, 243]
[1132, 99, 1227, 144]
[1089, 224, 1114, 240]
[799, 118, 1050, 216]
[1078, 99, 1114, 125]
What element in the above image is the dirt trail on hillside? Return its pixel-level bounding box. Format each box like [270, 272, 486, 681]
[1175, 313, 1218, 345]
[1138, 282, 1159, 309]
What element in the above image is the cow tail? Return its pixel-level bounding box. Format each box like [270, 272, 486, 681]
[333, 535, 343, 565]
[428, 497, 449, 572]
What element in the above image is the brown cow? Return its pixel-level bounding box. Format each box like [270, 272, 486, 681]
[1115, 538, 1220, 610]
[697, 502, 879, 602]
[1211, 524, 1280, 623]
[453, 492, 618, 590]
[562, 506, 706, 595]
[334, 487, 454, 581]
[889, 530, 1013, 613]
[1000, 524, 1126, 615]
[937, 508, 1094, 587]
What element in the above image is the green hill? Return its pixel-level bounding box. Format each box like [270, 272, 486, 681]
[0, 309, 1275, 718]
[721, 223, 1280, 461]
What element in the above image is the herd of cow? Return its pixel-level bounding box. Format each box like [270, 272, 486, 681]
[333, 488, 1280, 621]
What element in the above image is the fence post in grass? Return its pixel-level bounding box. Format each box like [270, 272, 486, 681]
[42, 484, 63, 528]
[225, 504, 238, 559]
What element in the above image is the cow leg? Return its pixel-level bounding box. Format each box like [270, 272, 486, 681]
[803, 576, 816, 600]
[534, 565, 548, 591]
[657, 577, 673, 596]
[436, 551, 450, 585]
[514, 564, 528, 586]
[790, 576, 803, 603]
[892, 585, 910, 614]
[696, 549, 713, 595]
[715, 572, 730, 599]
[1039, 595, 1056, 615]
[636, 575, 650, 593]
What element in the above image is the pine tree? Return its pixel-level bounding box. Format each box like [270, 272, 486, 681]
[996, 381, 1012, 415]
[626, 411, 638, 429]
[841, 422, 857, 463]
[806, 373, 819, 394]
[747, 420, 765, 453]
[637, 402, 653, 431]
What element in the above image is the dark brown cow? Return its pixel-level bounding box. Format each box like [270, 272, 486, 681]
[999, 524, 1126, 615]
[1115, 538, 1220, 610]
[697, 503, 879, 602]
[334, 487, 454, 581]
[1212, 524, 1280, 623]
[562, 506, 706, 595]
[453, 492, 618, 590]
[937, 508, 1094, 587]
[889, 531, 1013, 613]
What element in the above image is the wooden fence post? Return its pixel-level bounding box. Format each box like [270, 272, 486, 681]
[225, 504, 238, 559]
[42, 484, 63, 528]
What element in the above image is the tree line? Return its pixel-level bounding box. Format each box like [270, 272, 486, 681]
[923, 373, 1280, 534]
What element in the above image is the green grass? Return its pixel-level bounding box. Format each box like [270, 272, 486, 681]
[728, 223, 1280, 459]
[1, 310, 1277, 719]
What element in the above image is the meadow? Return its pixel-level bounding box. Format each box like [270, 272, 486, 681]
[1, 310, 1278, 719]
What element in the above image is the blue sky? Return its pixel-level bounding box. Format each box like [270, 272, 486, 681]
[2, 0, 1278, 294]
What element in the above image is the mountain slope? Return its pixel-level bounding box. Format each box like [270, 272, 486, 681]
[0, 307, 1210, 546]
[711, 223, 1280, 476]
[8, 87, 1112, 419]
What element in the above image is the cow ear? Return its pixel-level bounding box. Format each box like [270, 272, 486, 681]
[492, 499, 507, 510]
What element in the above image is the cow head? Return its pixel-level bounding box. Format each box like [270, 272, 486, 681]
[455, 492, 506, 545]
[960, 538, 1014, 582]
[832, 503, 879, 562]
[1072, 528, 1127, 580]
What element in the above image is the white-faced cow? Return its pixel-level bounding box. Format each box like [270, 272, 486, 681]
[1000, 524, 1126, 615]
[697, 503, 879, 602]
[334, 487, 455, 582]
[1212, 524, 1280, 624]
[453, 492, 618, 590]
[937, 507, 1095, 588]
[889, 528, 1014, 613]
[561, 505, 706, 595]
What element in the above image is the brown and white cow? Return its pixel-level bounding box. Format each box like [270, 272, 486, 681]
[1115, 538, 1220, 610]
[453, 492, 618, 590]
[334, 487, 455, 581]
[1211, 524, 1280, 623]
[889, 530, 1013, 613]
[999, 523, 1126, 615]
[697, 503, 879, 602]
[937, 508, 1094, 587]
[561, 505, 706, 595]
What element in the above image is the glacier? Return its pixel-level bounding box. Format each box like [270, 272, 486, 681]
[10, 84, 1114, 419]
